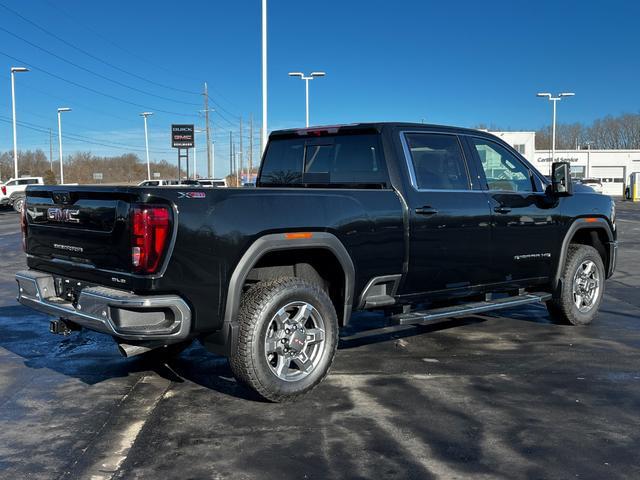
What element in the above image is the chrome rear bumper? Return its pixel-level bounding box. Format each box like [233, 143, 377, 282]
[16, 269, 191, 342]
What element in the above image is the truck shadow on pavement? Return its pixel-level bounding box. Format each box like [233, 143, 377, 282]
[0, 302, 558, 402]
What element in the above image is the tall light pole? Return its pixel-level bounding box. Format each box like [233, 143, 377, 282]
[11, 67, 29, 178]
[288, 71, 326, 127]
[140, 112, 153, 180]
[261, 0, 267, 153]
[193, 128, 204, 179]
[57, 107, 71, 184]
[537, 92, 575, 171]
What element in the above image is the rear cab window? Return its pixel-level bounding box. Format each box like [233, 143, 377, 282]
[259, 132, 389, 188]
[403, 133, 471, 190]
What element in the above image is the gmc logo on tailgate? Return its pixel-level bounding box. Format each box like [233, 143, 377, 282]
[47, 208, 80, 224]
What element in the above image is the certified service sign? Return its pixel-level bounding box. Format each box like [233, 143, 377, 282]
[171, 124, 195, 148]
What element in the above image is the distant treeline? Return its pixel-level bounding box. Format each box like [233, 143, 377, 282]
[483, 112, 640, 151]
[0, 150, 183, 184]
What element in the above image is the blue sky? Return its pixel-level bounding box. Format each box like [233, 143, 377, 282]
[0, 0, 638, 177]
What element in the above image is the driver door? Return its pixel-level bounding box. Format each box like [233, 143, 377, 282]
[467, 136, 560, 284]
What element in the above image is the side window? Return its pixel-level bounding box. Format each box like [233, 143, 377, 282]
[404, 133, 470, 190]
[471, 138, 533, 192]
[6, 180, 16, 186]
[17, 179, 30, 185]
[260, 138, 304, 185]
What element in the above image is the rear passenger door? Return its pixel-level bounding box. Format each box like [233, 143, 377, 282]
[467, 136, 559, 284]
[399, 132, 493, 297]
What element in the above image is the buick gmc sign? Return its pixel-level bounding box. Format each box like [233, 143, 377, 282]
[171, 124, 195, 148]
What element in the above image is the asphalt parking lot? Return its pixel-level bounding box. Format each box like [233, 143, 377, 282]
[0, 202, 639, 480]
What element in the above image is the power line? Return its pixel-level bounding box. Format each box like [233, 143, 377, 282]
[0, 50, 198, 118]
[16, 81, 135, 122]
[0, 25, 201, 106]
[5, 1, 249, 122]
[0, 116, 174, 154]
[0, 1, 201, 97]
[0, 2, 247, 123]
[41, 0, 242, 109]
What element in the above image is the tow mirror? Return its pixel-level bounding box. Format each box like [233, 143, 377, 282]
[551, 161, 573, 196]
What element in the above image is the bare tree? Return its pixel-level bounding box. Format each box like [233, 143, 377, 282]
[536, 112, 640, 150]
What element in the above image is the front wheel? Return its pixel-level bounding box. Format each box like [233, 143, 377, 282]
[229, 277, 339, 402]
[12, 197, 24, 214]
[546, 244, 605, 325]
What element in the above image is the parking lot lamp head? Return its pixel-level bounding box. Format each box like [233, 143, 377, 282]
[288, 71, 326, 127]
[536, 91, 576, 167]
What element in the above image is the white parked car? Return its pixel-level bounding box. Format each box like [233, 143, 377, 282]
[137, 179, 181, 187]
[0, 177, 44, 212]
[198, 178, 227, 187]
[580, 178, 604, 194]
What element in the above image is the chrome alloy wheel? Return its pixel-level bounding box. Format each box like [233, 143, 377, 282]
[572, 260, 601, 313]
[264, 301, 326, 382]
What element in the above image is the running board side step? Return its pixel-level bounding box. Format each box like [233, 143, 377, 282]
[391, 292, 552, 326]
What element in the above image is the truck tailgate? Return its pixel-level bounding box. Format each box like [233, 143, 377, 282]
[25, 188, 140, 273]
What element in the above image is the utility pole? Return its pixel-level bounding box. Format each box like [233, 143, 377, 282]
[49, 128, 53, 171]
[239, 116, 243, 186]
[204, 82, 212, 178]
[249, 114, 253, 182]
[233, 140, 239, 186]
[229, 131, 233, 181]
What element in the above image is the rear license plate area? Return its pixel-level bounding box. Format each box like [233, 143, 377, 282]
[54, 276, 93, 305]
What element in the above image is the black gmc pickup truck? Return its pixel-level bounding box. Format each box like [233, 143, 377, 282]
[16, 123, 617, 401]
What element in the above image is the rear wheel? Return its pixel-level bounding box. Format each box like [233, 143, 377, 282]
[546, 244, 605, 325]
[229, 277, 338, 402]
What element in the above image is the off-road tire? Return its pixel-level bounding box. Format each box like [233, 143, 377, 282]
[546, 244, 605, 325]
[229, 277, 339, 402]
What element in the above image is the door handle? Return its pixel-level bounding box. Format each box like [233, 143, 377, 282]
[415, 206, 438, 215]
[494, 206, 512, 214]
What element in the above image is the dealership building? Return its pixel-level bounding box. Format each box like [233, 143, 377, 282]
[491, 131, 640, 196]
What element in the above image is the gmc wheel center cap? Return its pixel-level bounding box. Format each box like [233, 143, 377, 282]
[289, 330, 306, 353]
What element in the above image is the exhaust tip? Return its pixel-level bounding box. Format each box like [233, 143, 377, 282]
[117, 342, 156, 358]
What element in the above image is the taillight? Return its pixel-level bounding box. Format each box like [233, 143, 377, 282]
[1, 185, 6, 196]
[20, 202, 27, 252]
[130, 205, 171, 274]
